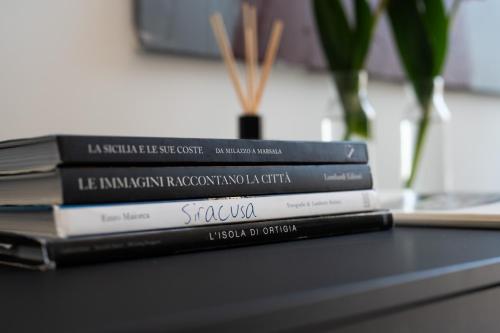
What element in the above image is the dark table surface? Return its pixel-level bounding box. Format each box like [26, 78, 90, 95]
[3, 227, 500, 333]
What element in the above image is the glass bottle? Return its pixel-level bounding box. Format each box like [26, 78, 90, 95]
[322, 71, 375, 141]
[400, 76, 452, 193]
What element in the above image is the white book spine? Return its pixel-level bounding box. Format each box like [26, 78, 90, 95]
[54, 190, 380, 237]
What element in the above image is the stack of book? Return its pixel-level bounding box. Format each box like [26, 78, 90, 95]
[0, 135, 391, 269]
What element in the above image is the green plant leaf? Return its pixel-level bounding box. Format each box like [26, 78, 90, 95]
[388, 0, 436, 110]
[352, 0, 375, 69]
[387, 1, 434, 82]
[313, 0, 354, 70]
[421, 0, 449, 75]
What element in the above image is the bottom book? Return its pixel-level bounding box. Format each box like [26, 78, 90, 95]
[0, 210, 392, 270]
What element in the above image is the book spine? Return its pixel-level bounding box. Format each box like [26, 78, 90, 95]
[57, 136, 368, 165]
[54, 190, 380, 237]
[60, 164, 373, 204]
[48, 211, 393, 267]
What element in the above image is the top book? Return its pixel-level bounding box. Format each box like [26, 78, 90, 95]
[0, 135, 368, 174]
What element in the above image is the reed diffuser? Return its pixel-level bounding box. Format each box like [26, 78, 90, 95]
[210, 4, 284, 139]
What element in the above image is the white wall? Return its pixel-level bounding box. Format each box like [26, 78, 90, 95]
[1, 0, 500, 191]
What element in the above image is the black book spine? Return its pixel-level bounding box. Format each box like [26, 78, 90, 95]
[48, 211, 393, 267]
[56, 136, 368, 165]
[60, 164, 372, 204]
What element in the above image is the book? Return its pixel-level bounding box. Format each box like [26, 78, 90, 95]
[0, 210, 393, 270]
[0, 190, 380, 237]
[382, 192, 500, 228]
[0, 135, 368, 174]
[0, 164, 372, 205]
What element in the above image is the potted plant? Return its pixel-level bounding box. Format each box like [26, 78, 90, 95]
[387, 0, 463, 190]
[313, 0, 388, 141]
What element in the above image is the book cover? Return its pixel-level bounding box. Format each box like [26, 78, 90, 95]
[0, 135, 368, 174]
[0, 210, 392, 270]
[61, 164, 372, 204]
[60, 136, 368, 164]
[49, 190, 379, 237]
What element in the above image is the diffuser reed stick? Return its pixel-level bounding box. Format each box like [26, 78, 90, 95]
[254, 21, 283, 113]
[210, 5, 283, 115]
[242, 3, 255, 111]
[209, 14, 250, 112]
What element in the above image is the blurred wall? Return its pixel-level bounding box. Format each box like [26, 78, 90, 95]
[1, 0, 500, 191]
